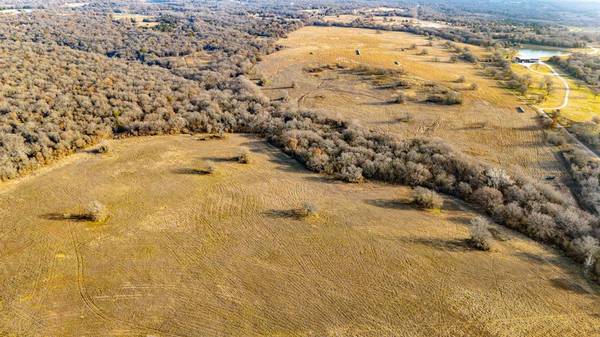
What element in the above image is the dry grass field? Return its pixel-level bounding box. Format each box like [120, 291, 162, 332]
[256, 26, 568, 184]
[0, 134, 598, 336]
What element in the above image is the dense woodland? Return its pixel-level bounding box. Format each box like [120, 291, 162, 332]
[0, 0, 598, 278]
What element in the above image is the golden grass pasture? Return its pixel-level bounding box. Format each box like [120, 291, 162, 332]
[256, 26, 567, 183]
[513, 63, 600, 122]
[512, 64, 565, 109]
[0, 134, 598, 336]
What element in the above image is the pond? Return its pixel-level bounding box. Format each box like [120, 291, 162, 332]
[517, 47, 567, 59]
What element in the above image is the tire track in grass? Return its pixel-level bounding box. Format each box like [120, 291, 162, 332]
[69, 226, 110, 322]
[68, 225, 184, 337]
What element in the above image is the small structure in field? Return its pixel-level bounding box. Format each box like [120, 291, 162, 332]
[514, 57, 540, 63]
[355, 49, 361, 56]
[516, 106, 525, 113]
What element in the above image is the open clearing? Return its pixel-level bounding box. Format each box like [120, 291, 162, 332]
[111, 13, 158, 28]
[0, 134, 598, 336]
[256, 26, 568, 184]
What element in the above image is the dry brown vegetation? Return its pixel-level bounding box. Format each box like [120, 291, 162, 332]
[0, 134, 598, 336]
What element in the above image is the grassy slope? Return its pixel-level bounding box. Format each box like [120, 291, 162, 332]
[0, 134, 597, 336]
[256, 26, 567, 184]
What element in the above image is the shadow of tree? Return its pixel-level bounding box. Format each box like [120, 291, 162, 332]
[263, 208, 309, 220]
[303, 175, 343, 185]
[488, 227, 510, 241]
[172, 168, 212, 175]
[201, 156, 238, 163]
[411, 237, 472, 252]
[41, 213, 89, 222]
[365, 198, 414, 210]
[550, 278, 593, 295]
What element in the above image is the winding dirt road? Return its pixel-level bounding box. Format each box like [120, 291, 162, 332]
[521, 61, 598, 158]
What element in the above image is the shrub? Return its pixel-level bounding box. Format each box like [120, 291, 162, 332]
[540, 116, 554, 129]
[468, 216, 492, 250]
[485, 167, 513, 189]
[339, 165, 364, 183]
[238, 148, 252, 164]
[472, 187, 503, 209]
[444, 91, 463, 105]
[412, 187, 443, 209]
[299, 202, 319, 218]
[457, 182, 473, 198]
[545, 131, 566, 146]
[204, 161, 215, 174]
[460, 51, 478, 63]
[392, 93, 406, 104]
[572, 235, 599, 270]
[502, 202, 524, 228]
[85, 201, 109, 222]
[526, 211, 557, 242]
[95, 144, 110, 154]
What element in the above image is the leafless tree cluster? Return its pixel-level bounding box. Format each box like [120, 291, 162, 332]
[570, 119, 600, 153]
[563, 150, 600, 216]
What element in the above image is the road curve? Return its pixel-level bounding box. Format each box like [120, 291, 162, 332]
[521, 62, 598, 159]
[537, 61, 570, 111]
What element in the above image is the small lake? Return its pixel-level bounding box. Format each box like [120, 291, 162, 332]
[517, 48, 567, 59]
